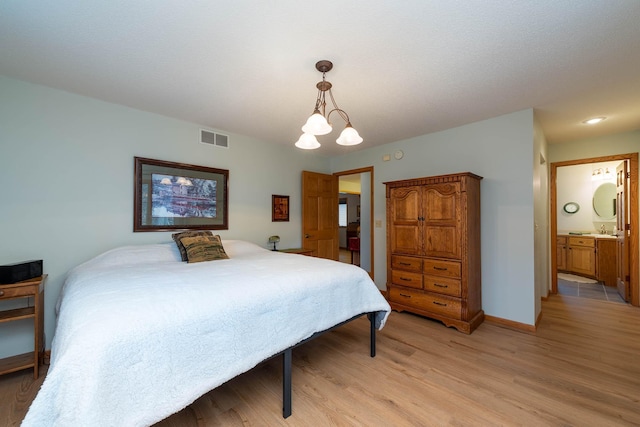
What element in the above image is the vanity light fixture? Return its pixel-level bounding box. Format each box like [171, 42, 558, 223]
[592, 167, 613, 181]
[592, 168, 603, 181]
[295, 60, 363, 150]
[583, 117, 606, 125]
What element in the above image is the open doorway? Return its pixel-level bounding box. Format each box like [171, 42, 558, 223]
[335, 167, 374, 279]
[550, 153, 639, 306]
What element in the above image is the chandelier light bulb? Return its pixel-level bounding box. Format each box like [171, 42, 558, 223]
[294, 133, 321, 149]
[336, 124, 363, 146]
[301, 111, 332, 135]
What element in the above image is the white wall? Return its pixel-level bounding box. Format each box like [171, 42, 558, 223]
[0, 76, 330, 357]
[359, 172, 371, 272]
[331, 109, 537, 326]
[533, 116, 550, 314]
[548, 130, 640, 163]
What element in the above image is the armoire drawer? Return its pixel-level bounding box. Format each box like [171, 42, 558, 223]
[391, 270, 423, 289]
[423, 259, 461, 279]
[391, 255, 422, 272]
[389, 287, 462, 319]
[424, 275, 461, 297]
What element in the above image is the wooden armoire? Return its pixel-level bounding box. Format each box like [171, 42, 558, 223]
[385, 172, 483, 334]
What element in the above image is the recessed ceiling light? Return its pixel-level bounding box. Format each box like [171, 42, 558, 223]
[583, 117, 606, 125]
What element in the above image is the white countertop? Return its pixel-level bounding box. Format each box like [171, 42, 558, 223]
[559, 233, 617, 239]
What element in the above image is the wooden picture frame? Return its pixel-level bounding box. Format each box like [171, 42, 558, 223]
[272, 195, 289, 222]
[134, 157, 229, 232]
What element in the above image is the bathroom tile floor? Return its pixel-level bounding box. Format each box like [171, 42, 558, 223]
[558, 278, 627, 304]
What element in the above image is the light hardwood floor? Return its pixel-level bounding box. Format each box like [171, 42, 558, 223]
[2, 294, 639, 426]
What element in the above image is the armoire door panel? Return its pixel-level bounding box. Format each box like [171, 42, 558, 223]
[391, 225, 422, 255]
[423, 184, 459, 223]
[390, 187, 421, 222]
[424, 226, 460, 259]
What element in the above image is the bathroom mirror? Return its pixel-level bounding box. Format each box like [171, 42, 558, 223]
[592, 182, 616, 220]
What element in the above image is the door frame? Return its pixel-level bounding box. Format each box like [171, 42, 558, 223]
[335, 166, 374, 280]
[550, 152, 639, 306]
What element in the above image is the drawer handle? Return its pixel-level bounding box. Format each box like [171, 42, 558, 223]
[399, 262, 411, 266]
[0, 290, 3, 296]
[433, 301, 447, 306]
[433, 266, 448, 271]
[434, 283, 448, 288]
[400, 277, 412, 282]
[399, 293, 411, 298]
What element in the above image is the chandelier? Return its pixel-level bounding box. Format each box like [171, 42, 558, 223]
[295, 60, 363, 149]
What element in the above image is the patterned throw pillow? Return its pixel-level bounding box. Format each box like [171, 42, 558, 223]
[172, 231, 214, 261]
[179, 234, 229, 263]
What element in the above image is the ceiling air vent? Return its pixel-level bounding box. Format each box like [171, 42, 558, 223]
[200, 129, 229, 148]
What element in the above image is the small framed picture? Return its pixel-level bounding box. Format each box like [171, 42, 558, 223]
[272, 195, 289, 222]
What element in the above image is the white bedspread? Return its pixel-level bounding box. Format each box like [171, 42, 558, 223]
[23, 240, 390, 426]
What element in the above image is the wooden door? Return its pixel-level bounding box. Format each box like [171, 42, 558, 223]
[423, 183, 461, 259]
[302, 171, 339, 260]
[388, 186, 422, 255]
[616, 161, 630, 301]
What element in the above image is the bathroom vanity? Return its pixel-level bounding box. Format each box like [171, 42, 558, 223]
[557, 234, 616, 286]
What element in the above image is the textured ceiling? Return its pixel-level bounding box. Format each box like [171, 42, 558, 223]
[1, 1, 639, 156]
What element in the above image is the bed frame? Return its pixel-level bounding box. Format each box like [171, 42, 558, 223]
[277, 311, 378, 418]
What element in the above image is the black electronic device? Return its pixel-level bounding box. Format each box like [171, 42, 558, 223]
[0, 260, 43, 284]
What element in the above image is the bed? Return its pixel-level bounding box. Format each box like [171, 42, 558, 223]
[23, 239, 390, 426]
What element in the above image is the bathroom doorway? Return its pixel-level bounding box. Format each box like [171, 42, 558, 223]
[335, 167, 374, 279]
[550, 153, 639, 306]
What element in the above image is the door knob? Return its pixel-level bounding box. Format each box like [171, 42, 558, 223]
[304, 234, 311, 238]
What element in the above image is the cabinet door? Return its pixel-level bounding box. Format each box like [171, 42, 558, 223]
[568, 246, 596, 277]
[423, 183, 461, 259]
[389, 186, 422, 255]
[596, 239, 616, 287]
[557, 237, 567, 271]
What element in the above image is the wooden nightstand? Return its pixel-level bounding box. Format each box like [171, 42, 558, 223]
[279, 248, 314, 256]
[0, 274, 46, 379]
